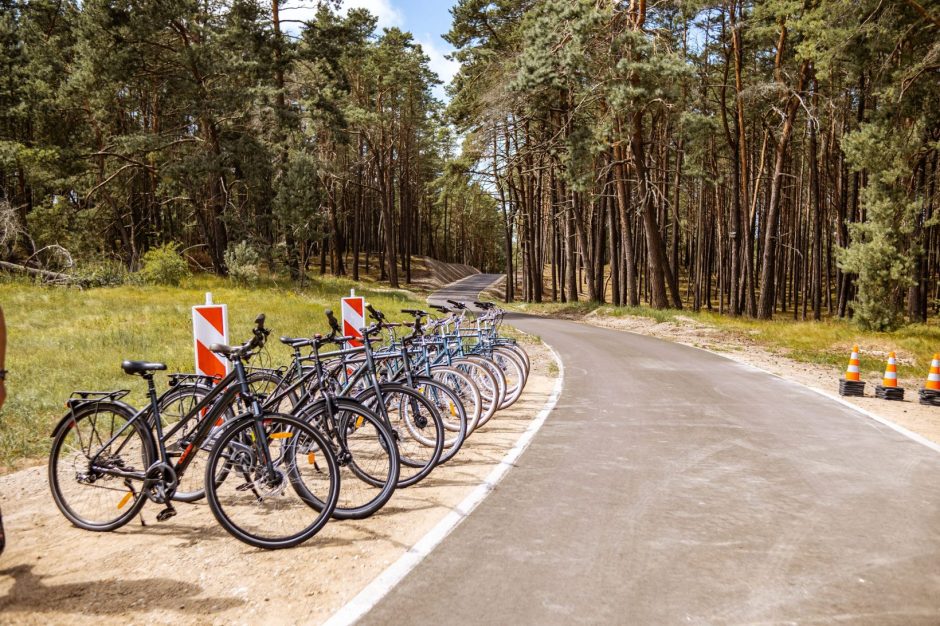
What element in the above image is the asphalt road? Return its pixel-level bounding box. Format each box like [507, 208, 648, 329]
[361, 274, 940, 625]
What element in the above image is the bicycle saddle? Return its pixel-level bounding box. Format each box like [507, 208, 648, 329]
[280, 336, 314, 348]
[121, 360, 167, 376]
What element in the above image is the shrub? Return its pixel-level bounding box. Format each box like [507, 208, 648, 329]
[74, 258, 137, 287]
[224, 241, 260, 285]
[139, 243, 190, 286]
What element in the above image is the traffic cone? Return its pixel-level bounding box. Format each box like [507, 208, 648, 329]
[918, 353, 940, 406]
[838, 345, 866, 397]
[875, 352, 904, 401]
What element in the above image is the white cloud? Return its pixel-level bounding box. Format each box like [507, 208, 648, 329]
[341, 0, 404, 29]
[417, 35, 459, 100]
[278, 1, 404, 36]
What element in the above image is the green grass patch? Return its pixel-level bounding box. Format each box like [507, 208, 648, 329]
[0, 275, 426, 470]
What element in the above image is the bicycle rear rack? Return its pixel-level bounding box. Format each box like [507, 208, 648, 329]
[65, 390, 130, 413]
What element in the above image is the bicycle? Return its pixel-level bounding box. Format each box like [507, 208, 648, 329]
[48, 315, 340, 549]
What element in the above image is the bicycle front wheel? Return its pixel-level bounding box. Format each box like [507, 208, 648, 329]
[204, 414, 339, 549]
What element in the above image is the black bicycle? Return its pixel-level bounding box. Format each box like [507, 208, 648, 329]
[48, 315, 340, 549]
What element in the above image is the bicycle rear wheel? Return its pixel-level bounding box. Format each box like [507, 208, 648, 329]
[204, 414, 339, 549]
[357, 384, 444, 488]
[49, 403, 154, 531]
[461, 356, 506, 427]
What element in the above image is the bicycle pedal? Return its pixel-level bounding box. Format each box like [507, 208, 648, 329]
[156, 506, 177, 522]
[235, 482, 254, 492]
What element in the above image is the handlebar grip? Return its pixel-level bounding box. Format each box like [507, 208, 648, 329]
[325, 309, 341, 332]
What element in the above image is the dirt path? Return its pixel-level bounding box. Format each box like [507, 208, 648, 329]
[581, 311, 940, 446]
[0, 340, 556, 625]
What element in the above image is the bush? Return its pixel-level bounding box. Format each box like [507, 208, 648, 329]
[139, 243, 190, 286]
[224, 241, 260, 285]
[74, 258, 137, 287]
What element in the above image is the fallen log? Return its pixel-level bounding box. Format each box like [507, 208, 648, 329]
[0, 260, 78, 285]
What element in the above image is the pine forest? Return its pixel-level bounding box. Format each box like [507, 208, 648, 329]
[2, 0, 939, 330]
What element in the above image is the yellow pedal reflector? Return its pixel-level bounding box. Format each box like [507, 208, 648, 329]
[308, 451, 316, 465]
[355, 416, 364, 429]
[449, 403, 457, 417]
[117, 492, 133, 509]
[270, 432, 293, 439]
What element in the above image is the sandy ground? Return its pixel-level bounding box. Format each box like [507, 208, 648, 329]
[0, 340, 556, 625]
[580, 311, 940, 446]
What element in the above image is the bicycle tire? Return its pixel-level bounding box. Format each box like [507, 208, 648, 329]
[355, 383, 444, 488]
[298, 398, 400, 520]
[463, 355, 506, 426]
[492, 347, 527, 409]
[49, 402, 155, 531]
[204, 413, 339, 549]
[429, 365, 483, 435]
[410, 377, 467, 465]
[452, 358, 499, 429]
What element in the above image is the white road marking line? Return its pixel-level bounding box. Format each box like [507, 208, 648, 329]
[323, 343, 565, 626]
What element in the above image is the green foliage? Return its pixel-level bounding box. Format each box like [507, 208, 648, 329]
[224, 241, 261, 285]
[273, 151, 325, 242]
[1, 0, 493, 282]
[73, 258, 137, 287]
[139, 243, 190, 286]
[838, 122, 925, 331]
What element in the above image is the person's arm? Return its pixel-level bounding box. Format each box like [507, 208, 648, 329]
[0, 306, 6, 410]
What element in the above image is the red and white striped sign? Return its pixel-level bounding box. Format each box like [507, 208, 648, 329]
[193, 293, 229, 380]
[341, 291, 365, 347]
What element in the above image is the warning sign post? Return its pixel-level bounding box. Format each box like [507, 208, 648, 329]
[341, 290, 365, 347]
[193, 292, 229, 380]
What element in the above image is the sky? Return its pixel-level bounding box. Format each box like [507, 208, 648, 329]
[279, 0, 460, 101]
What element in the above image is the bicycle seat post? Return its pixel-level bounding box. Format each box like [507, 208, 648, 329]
[143, 372, 168, 449]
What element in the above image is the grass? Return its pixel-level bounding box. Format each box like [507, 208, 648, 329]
[508, 300, 940, 383]
[0, 274, 428, 470]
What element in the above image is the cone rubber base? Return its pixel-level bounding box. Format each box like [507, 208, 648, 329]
[874, 385, 904, 401]
[918, 388, 940, 406]
[839, 379, 866, 397]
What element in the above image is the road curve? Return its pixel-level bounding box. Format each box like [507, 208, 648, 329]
[361, 277, 940, 624]
[425, 272, 503, 309]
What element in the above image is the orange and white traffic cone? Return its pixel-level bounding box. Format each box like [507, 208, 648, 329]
[875, 352, 904, 401]
[839, 345, 866, 397]
[918, 354, 940, 406]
